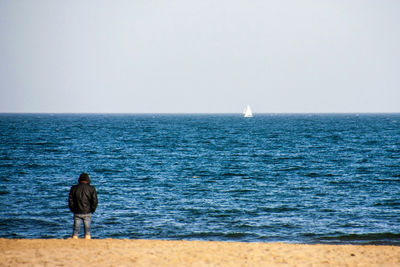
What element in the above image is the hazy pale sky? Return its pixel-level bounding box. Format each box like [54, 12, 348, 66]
[1, 0, 399, 113]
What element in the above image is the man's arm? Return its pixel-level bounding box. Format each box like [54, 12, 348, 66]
[91, 187, 98, 213]
[68, 187, 75, 213]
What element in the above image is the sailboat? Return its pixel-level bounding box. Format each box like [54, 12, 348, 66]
[243, 105, 253, 118]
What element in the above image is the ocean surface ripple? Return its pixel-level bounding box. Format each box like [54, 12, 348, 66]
[0, 114, 399, 244]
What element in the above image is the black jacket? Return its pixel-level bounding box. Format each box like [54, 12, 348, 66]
[69, 182, 98, 214]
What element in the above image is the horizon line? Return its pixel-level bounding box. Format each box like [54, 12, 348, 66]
[1, 112, 399, 115]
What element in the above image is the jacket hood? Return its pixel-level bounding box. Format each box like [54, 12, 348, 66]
[78, 173, 91, 184]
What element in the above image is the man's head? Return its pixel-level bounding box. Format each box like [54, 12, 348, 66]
[78, 173, 91, 184]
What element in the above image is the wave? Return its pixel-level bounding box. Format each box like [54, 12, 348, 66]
[94, 168, 123, 174]
[259, 206, 301, 213]
[223, 188, 258, 194]
[308, 232, 400, 245]
[221, 172, 248, 178]
[171, 231, 260, 241]
[376, 177, 400, 182]
[374, 200, 400, 207]
[0, 218, 60, 229]
[304, 172, 320, 178]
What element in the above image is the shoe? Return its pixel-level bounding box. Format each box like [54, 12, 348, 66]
[72, 236, 78, 239]
[85, 235, 91, 240]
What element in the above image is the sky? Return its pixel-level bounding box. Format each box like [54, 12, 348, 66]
[0, 0, 399, 113]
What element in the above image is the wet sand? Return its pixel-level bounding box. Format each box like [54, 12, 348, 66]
[1, 238, 399, 266]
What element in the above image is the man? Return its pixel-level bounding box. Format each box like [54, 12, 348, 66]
[69, 173, 98, 239]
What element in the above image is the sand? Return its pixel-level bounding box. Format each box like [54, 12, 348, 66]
[1, 238, 399, 266]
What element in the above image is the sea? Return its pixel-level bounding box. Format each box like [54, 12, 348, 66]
[0, 113, 399, 245]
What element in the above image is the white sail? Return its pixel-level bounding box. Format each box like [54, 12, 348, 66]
[243, 105, 253, 117]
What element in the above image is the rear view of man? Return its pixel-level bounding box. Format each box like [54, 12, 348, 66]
[69, 173, 98, 239]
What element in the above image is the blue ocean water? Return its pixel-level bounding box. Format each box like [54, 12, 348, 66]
[0, 114, 399, 244]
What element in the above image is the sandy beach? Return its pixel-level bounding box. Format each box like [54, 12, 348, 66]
[1, 238, 399, 266]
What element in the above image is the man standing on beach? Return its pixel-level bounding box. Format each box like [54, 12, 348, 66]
[69, 173, 98, 239]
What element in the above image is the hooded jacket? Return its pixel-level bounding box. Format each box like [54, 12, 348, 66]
[69, 182, 98, 214]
